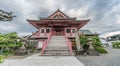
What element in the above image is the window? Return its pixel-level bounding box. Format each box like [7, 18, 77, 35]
[46, 29, 50, 33]
[66, 29, 71, 33]
[41, 29, 44, 33]
[72, 29, 75, 33]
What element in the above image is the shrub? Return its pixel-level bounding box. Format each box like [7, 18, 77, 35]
[0, 56, 4, 63]
[80, 36, 88, 45]
[80, 36, 102, 46]
[112, 42, 120, 48]
[94, 46, 107, 54]
[0, 32, 22, 55]
[92, 36, 101, 47]
[3, 50, 14, 56]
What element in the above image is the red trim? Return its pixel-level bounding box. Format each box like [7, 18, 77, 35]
[65, 32, 73, 55]
[27, 20, 89, 30]
[41, 32, 52, 54]
[70, 28, 72, 36]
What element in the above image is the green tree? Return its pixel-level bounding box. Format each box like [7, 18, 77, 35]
[0, 32, 22, 55]
[80, 36, 88, 45]
[92, 36, 101, 47]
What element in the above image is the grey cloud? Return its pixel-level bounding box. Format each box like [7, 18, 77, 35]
[0, 0, 120, 36]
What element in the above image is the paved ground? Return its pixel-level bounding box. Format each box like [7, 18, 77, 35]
[76, 48, 120, 66]
[0, 54, 83, 66]
[1, 48, 120, 66]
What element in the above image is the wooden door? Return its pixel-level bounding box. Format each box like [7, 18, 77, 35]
[56, 30, 61, 36]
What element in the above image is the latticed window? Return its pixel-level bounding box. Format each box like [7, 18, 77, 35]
[72, 29, 75, 33]
[41, 29, 44, 33]
[66, 29, 71, 33]
[46, 29, 50, 33]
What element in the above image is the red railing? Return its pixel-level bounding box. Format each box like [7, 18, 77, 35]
[41, 40, 47, 54]
[41, 33, 51, 54]
[65, 33, 73, 55]
[32, 31, 40, 37]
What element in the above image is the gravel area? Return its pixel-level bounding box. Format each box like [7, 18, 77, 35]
[76, 48, 120, 66]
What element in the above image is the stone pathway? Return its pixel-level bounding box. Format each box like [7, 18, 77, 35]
[76, 48, 120, 66]
[0, 54, 84, 66]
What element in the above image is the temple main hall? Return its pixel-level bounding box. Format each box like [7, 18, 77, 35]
[27, 9, 90, 56]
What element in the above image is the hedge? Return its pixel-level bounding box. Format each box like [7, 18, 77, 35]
[112, 42, 120, 48]
[94, 46, 107, 54]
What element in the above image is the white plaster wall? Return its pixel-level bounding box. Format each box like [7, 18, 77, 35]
[37, 41, 43, 49]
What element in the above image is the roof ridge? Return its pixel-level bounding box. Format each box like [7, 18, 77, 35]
[48, 9, 69, 18]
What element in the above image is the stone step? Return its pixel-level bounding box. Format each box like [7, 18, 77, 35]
[44, 51, 70, 54]
[45, 49, 69, 51]
[48, 43, 66, 44]
[50, 40, 66, 42]
[41, 36, 73, 56]
[46, 46, 68, 49]
[45, 48, 69, 50]
[48, 41, 66, 44]
[40, 53, 73, 56]
[46, 45, 68, 47]
[45, 48, 69, 52]
[47, 44, 68, 46]
[43, 53, 71, 55]
[51, 38, 65, 41]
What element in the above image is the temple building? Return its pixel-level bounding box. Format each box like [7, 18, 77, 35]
[27, 9, 90, 56]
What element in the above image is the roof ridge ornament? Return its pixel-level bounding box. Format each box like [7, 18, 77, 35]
[57, 9, 60, 11]
[48, 9, 69, 18]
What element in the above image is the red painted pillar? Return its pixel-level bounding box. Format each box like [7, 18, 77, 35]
[70, 28, 72, 36]
[37, 28, 41, 49]
[51, 28, 53, 36]
[64, 28, 66, 35]
[37, 28, 40, 37]
[45, 28, 47, 36]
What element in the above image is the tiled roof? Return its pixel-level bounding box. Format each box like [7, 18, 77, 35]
[79, 30, 94, 35]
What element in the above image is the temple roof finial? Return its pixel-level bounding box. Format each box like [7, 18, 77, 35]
[57, 9, 60, 11]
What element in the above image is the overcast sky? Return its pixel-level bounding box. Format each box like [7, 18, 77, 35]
[0, 0, 120, 37]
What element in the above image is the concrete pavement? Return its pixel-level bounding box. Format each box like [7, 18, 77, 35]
[0, 54, 84, 66]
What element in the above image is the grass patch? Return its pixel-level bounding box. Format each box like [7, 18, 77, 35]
[94, 46, 107, 54]
[0, 55, 5, 64]
[112, 42, 120, 48]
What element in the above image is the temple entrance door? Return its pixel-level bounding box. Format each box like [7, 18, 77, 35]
[56, 30, 62, 36]
[52, 26, 64, 36]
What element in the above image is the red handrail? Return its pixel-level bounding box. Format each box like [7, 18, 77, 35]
[41, 40, 47, 54]
[32, 31, 40, 37]
[35, 31, 41, 49]
[65, 33, 73, 55]
[41, 33, 51, 54]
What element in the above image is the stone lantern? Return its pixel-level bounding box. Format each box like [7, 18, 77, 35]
[87, 38, 94, 49]
[19, 43, 26, 51]
[14, 43, 27, 55]
[87, 38, 99, 56]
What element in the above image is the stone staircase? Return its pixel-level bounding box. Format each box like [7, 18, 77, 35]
[41, 36, 73, 56]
